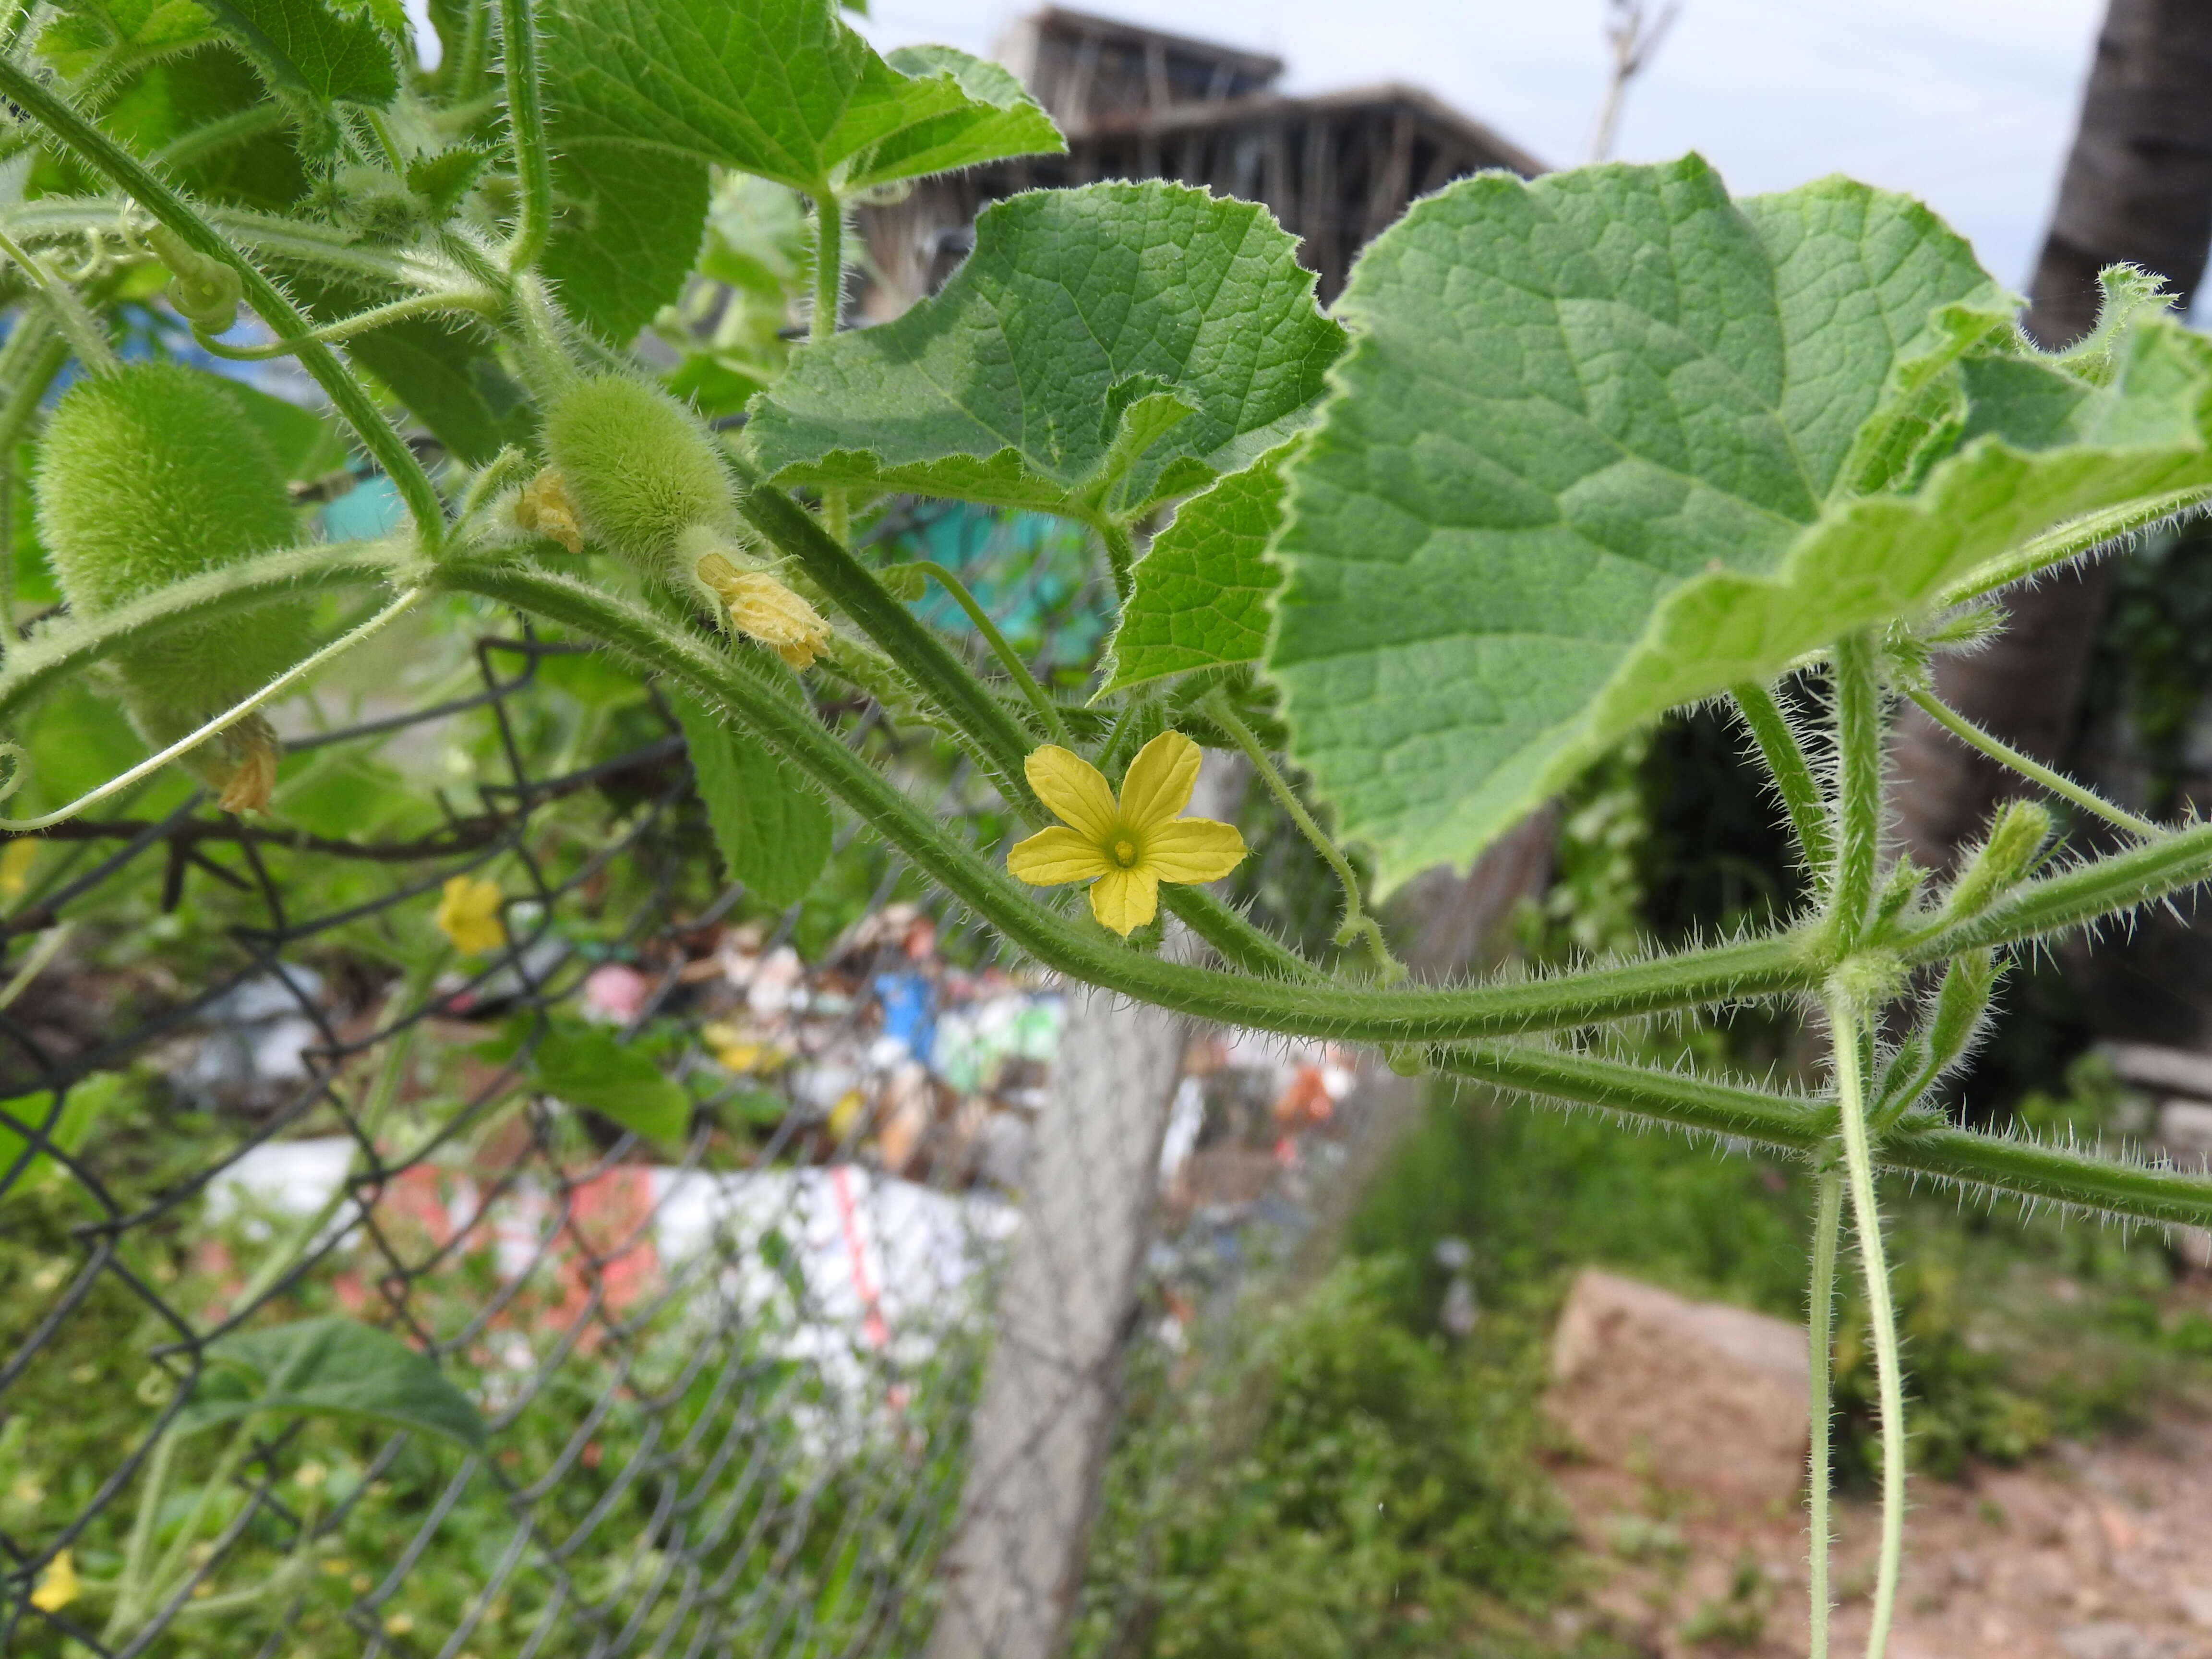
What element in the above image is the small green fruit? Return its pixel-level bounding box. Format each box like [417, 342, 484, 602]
[541, 375, 736, 577]
[144, 224, 242, 332]
[35, 362, 313, 805]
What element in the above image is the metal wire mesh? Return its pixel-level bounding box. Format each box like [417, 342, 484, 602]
[0, 498, 1393, 1659]
[0, 568, 1083, 1658]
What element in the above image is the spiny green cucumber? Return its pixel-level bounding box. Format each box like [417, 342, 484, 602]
[541, 374, 737, 577]
[34, 362, 314, 809]
[540, 373, 829, 666]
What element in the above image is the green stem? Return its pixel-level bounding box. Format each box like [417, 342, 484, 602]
[1828, 997, 1904, 1659]
[1829, 632, 1884, 946]
[1731, 680, 1832, 873]
[0, 588, 425, 830]
[497, 0, 552, 271]
[1938, 485, 2212, 609]
[0, 61, 449, 549]
[737, 470, 1038, 800]
[0, 539, 408, 730]
[908, 560, 1071, 745]
[1437, 1038, 2212, 1227]
[107, 1431, 179, 1639]
[1097, 518, 1138, 602]
[437, 558, 1817, 1044]
[810, 189, 842, 340]
[152, 104, 288, 171]
[138, 1422, 253, 1620]
[1205, 688, 1402, 982]
[452, 0, 493, 96]
[1805, 1163, 1843, 1659]
[355, 107, 409, 178]
[0, 227, 119, 375]
[193, 288, 500, 360]
[1905, 684, 2160, 840]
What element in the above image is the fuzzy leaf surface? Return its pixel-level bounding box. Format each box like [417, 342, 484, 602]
[748, 182, 1346, 523]
[539, 0, 1060, 198]
[1265, 157, 2114, 888]
[1106, 444, 1291, 689]
[200, 0, 397, 106]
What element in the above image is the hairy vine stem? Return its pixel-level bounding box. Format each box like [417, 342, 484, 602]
[905, 560, 1071, 745]
[0, 589, 426, 830]
[0, 64, 449, 548]
[1731, 680, 1832, 873]
[193, 289, 503, 360]
[1831, 998, 1905, 1659]
[0, 227, 119, 376]
[1203, 687, 1403, 982]
[1829, 633, 1884, 946]
[496, 0, 553, 272]
[1805, 1163, 1843, 1659]
[1904, 683, 2162, 840]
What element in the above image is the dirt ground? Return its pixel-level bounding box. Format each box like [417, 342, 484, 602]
[1554, 1409, 2212, 1659]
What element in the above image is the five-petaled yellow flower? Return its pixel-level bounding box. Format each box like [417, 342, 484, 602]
[1008, 731, 1247, 936]
[30, 1548, 80, 1612]
[435, 875, 506, 957]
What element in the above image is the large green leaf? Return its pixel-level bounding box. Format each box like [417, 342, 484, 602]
[1105, 444, 1292, 691]
[530, 1024, 691, 1147]
[539, 0, 1061, 200]
[199, 0, 398, 107]
[1266, 158, 2212, 889]
[175, 1316, 486, 1448]
[672, 691, 832, 907]
[747, 182, 1347, 524]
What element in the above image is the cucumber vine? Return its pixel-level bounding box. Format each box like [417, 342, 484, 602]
[3, 0, 2212, 1652]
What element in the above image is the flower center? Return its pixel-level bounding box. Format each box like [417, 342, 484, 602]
[1111, 837, 1139, 868]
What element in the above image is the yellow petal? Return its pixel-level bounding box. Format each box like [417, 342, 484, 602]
[30, 1549, 79, 1612]
[1, 838, 38, 899]
[515, 468, 585, 552]
[1118, 730, 1202, 831]
[1142, 817, 1248, 883]
[435, 875, 506, 957]
[1025, 746, 1119, 842]
[1008, 825, 1112, 886]
[1089, 866, 1159, 936]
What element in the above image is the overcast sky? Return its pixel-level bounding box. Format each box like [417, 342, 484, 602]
[858, 0, 2109, 294]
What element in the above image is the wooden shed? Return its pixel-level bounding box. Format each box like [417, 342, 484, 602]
[854, 7, 1545, 314]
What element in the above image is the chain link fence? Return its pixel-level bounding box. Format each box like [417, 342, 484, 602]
[0, 509, 1391, 1659]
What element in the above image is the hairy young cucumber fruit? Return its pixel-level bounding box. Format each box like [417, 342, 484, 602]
[541, 374, 736, 577]
[35, 362, 314, 805]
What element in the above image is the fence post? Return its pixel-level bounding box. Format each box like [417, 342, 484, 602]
[927, 981, 1188, 1659]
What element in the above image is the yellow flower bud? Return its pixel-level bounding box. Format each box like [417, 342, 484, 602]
[30, 1548, 80, 1612]
[435, 875, 506, 957]
[513, 468, 585, 553]
[694, 552, 832, 670]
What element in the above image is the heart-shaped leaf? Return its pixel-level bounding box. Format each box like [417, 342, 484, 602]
[1266, 158, 2211, 889]
[747, 181, 1346, 527]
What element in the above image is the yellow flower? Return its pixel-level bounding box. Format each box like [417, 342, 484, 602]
[30, 1548, 79, 1612]
[435, 875, 505, 957]
[694, 552, 832, 670]
[0, 838, 37, 898]
[1008, 731, 1247, 936]
[514, 468, 586, 553]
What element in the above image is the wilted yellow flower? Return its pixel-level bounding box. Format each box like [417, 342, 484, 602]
[30, 1548, 79, 1612]
[695, 552, 831, 669]
[1008, 731, 1247, 936]
[214, 714, 279, 814]
[514, 468, 585, 553]
[0, 838, 37, 899]
[435, 875, 505, 956]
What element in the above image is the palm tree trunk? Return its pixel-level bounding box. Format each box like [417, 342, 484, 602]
[1891, 0, 2212, 868]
